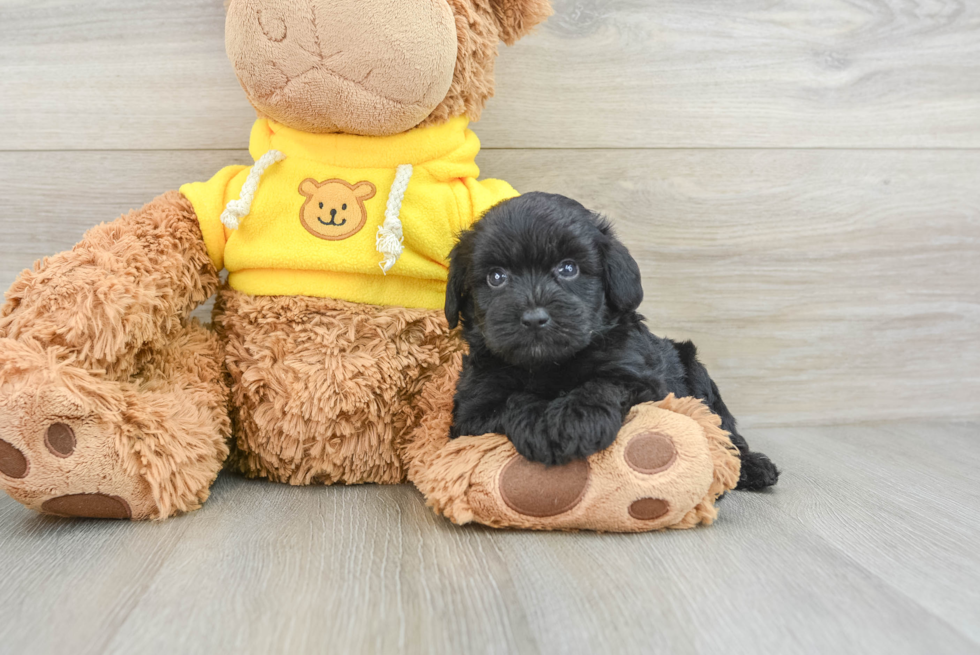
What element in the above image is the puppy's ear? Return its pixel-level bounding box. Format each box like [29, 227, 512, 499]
[597, 219, 644, 313]
[445, 235, 471, 329]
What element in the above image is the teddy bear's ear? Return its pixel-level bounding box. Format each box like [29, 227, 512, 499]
[352, 182, 377, 201]
[490, 0, 553, 45]
[299, 179, 320, 198]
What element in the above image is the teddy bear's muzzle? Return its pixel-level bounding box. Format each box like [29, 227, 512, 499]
[319, 209, 346, 227]
[226, 0, 458, 135]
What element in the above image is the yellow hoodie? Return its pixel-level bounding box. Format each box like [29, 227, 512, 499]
[180, 117, 518, 310]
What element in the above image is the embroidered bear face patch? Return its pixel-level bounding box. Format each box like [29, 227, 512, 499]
[298, 178, 377, 241]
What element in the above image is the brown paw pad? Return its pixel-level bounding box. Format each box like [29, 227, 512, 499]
[45, 423, 76, 458]
[628, 497, 670, 521]
[499, 457, 590, 518]
[0, 438, 29, 479]
[624, 431, 677, 474]
[41, 494, 132, 520]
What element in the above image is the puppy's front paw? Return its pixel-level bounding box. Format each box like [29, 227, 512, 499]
[548, 420, 617, 466]
[502, 388, 625, 466]
[505, 422, 555, 466]
[509, 432, 561, 466]
[546, 385, 626, 464]
[507, 410, 618, 467]
[501, 392, 555, 464]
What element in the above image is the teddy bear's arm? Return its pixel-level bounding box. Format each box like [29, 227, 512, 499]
[0, 191, 219, 375]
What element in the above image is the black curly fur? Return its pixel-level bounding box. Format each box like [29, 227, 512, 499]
[446, 192, 779, 491]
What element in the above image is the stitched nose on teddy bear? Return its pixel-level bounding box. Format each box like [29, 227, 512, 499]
[226, 0, 458, 136]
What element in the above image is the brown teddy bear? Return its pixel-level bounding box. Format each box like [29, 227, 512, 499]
[0, 0, 739, 531]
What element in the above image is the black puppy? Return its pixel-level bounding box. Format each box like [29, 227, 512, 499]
[446, 192, 778, 491]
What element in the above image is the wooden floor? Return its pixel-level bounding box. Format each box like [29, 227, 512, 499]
[0, 422, 977, 654]
[1, 0, 979, 653]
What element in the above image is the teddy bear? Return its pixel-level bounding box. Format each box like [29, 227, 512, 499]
[0, 0, 740, 531]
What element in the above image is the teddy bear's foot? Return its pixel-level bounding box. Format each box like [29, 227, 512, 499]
[0, 393, 154, 519]
[416, 395, 741, 532]
[0, 341, 157, 519]
[0, 323, 230, 520]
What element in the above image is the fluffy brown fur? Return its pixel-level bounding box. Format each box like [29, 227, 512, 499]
[490, 0, 553, 45]
[420, 0, 551, 127]
[116, 321, 231, 518]
[653, 394, 741, 529]
[0, 192, 218, 378]
[0, 193, 229, 519]
[0, 319, 229, 520]
[215, 289, 465, 485]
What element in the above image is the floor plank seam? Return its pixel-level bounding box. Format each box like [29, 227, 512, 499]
[765, 496, 980, 648]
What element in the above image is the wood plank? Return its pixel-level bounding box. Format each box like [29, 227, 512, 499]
[508, 148, 980, 426]
[99, 481, 541, 655]
[2, 0, 979, 151]
[488, 480, 978, 655]
[747, 422, 980, 643]
[1, 148, 977, 425]
[1, 422, 978, 654]
[0, 497, 194, 654]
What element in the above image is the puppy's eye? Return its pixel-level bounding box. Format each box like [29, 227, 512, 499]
[487, 268, 509, 288]
[555, 260, 579, 279]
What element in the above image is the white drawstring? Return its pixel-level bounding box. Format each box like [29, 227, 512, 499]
[376, 164, 413, 274]
[220, 149, 286, 230]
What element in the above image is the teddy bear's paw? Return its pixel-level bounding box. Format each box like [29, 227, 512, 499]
[435, 397, 739, 532]
[0, 395, 157, 520]
[0, 341, 158, 520]
[494, 430, 681, 521]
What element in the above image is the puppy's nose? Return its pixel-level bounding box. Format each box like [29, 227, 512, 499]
[521, 307, 551, 330]
[330, 208, 337, 218]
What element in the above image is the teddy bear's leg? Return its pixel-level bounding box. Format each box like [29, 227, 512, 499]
[0, 323, 230, 519]
[0, 192, 230, 519]
[215, 290, 462, 486]
[408, 383, 742, 532]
